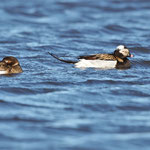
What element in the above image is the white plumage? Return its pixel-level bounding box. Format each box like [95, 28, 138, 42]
[75, 59, 117, 69]
[0, 71, 8, 74]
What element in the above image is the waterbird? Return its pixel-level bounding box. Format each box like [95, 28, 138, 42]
[48, 45, 134, 69]
[0, 56, 23, 74]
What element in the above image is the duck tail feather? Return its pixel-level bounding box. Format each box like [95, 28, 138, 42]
[48, 52, 77, 64]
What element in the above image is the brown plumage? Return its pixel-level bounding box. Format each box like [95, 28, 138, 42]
[78, 54, 116, 60]
[0, 56, 23, 74]
[78, 54, 124, 62]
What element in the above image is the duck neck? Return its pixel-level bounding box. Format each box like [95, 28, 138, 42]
[114, 56, 124, 63]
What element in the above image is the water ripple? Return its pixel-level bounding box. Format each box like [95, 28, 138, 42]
[1, 0, 150, 150]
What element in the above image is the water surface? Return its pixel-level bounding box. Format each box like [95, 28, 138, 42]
[0, 0, 150, 150]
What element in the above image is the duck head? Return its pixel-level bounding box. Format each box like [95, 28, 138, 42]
[0, 56, 22, 74]
[114, 45, 133, 59]
[2, 57, 20, 66]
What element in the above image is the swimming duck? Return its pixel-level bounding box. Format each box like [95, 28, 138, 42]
[49, 45, 133, 69]
[0, 56, 23, 74]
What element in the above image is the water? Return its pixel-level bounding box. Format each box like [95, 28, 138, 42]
[0, 0, 150, 149]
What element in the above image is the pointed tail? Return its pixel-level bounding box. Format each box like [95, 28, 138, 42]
[48, 52, 77, 64]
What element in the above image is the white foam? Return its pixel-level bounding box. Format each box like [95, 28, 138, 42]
[75, 59, 117, 69]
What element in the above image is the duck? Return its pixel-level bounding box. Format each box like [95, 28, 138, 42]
[0, 56, 23, 74]
[48, 45, 134, 69]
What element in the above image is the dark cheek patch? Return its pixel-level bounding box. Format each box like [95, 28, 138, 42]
[114, 50, 124, 58]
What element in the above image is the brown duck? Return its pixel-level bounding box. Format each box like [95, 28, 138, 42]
[0, 56, 23, 74]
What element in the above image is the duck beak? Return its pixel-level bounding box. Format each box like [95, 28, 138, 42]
[129, 53, 134, 57]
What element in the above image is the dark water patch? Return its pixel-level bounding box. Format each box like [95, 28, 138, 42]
[0, 73, 22, 78]
[35, 45, 58, 51]
[0, 99, 5, 103]
[0, 133, 15, 141]
[0, 116, 49, 123]
[56, 1, 98, 9]
[0, 87, 36, 95]
[105, 25, 131, 33]
[23, 81, 73, 86]
[101, 6, 136, 12]
[77, 125, 92, 133]
[82, 104, 116, 112]
[117, 105, 150, 112]
[4, 5, 46, 18]
[19, 31, 33, 36]
[77, 79, 149, 86]
[0, 99, 52, 110]
[0, 41, 18, 44]
[141, 60, 150, 67]
[118, 125, 150, 133]
[133, 47, 150, 54]
[56, 1, 80, 9]
[12, 18, 47, 26]
[0, 87, 64, 95]
[59, 29, 82, 38]
[133, 60, 150, 68]
[111, 89, 150, 97]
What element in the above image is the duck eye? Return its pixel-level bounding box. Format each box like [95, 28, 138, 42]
[124, 46, 127, 49]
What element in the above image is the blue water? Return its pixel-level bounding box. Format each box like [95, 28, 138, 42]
[0, 0, 150, 150]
